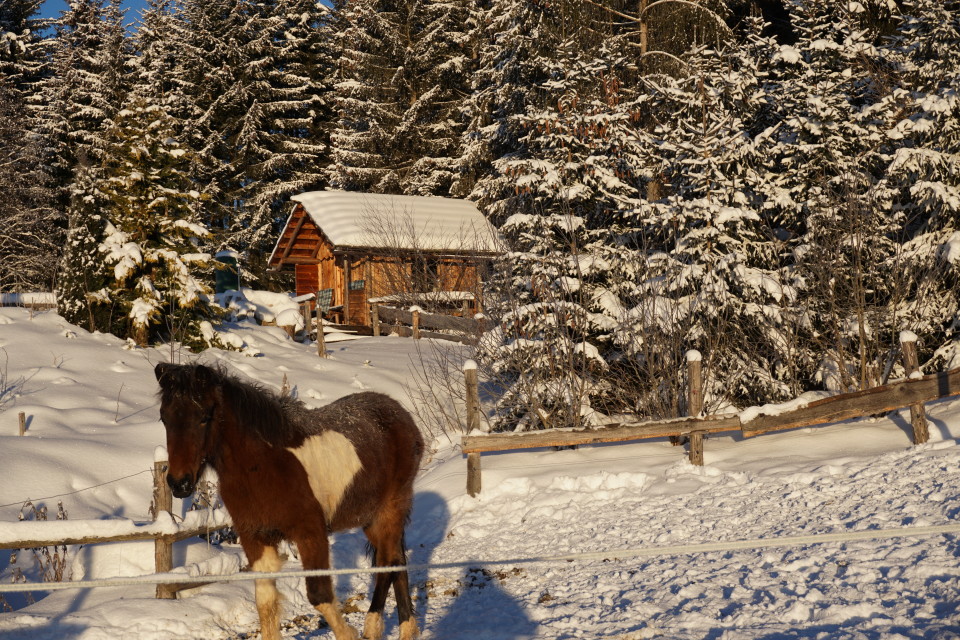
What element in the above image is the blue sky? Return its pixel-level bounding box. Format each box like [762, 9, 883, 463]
[39, 0, 150, 23]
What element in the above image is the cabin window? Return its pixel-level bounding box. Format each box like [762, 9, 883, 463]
[413, 257, 439, 292]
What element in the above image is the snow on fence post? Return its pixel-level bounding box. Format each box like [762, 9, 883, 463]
[686, 350, 705, 466]
[18, 412, 25, 436]
[371, 303, 381, 337]
[900, 332, 929, 445]
[464, 360, 482, 497]
[153, 448, 174, 599]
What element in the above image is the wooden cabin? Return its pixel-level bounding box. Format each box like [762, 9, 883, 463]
[268, 191, 501, 326]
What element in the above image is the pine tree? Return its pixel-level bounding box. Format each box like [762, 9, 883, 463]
[129, 0, 183, 108]
[635, 23, 794, 408]
[454, 0, 563, 219]
[471, 0, 782, 428]
[169, 0, 244, 243]
[167, 0, 329, 271]
[400, 0, 475, 195]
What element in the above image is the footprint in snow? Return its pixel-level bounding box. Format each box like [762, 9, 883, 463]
[110, 361, 134, 373]
[351, 376, 369, 390]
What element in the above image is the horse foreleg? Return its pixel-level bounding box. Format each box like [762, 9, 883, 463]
[296, 536, 359, 640]
[243, 538, 283, 640]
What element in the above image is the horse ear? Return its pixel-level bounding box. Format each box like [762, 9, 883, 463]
[194, 364, 215, 386]
[155, 362, 171, 383]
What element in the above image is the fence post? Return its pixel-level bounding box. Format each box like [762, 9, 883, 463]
[316, 318, 327, 358]
[900, 331, 929, 445]
[153, 456, 175, 599]
[686, 350, 704, 466]
[464, 360, 482, 497]
[18, 412, 26, 436]
[412, 309, 421, 340]
[371, 303, 381, 337]
[302, 301, 312, 343]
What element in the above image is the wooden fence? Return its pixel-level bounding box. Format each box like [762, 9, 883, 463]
[0, 460, 230, 599]
[461, 337, 960, 496]
[370, 304, 485, 344]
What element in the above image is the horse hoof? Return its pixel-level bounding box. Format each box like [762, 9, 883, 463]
[362, 612, 384, 639]
[398, 619, 420, 640]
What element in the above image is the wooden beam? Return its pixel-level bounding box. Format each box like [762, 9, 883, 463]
[280, 214, 308, 264]
[461, 415, 741, 454]
[900, 335, 929, 444]
[462, 366, 960, 454]
[0, 525, 229, 550]
[343, 256, 351, 320]
[153, 460, 174, 599]
[376, 305, 479, 333]
[741, 367, 960, 437]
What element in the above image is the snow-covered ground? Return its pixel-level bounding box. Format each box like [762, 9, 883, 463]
[0, 304, 958, 639]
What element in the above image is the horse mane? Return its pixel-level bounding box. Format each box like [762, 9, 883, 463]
[162, 363, 317, 447]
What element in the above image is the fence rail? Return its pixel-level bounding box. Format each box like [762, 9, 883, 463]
[1, 461, 231, 599]
[461, 335, 960, 495]
[371, 304, 484, 344]
[0, 510, 229, 550]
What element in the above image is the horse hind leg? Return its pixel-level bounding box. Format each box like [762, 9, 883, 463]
[363, 516, 419, 640]
[243, 539, 283, 640]
[392, 547, 419, 640]
[296, 535, 359, 640]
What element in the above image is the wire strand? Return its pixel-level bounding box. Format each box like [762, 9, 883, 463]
[0, 469, 154, 510]
[2, 522, 957, 594]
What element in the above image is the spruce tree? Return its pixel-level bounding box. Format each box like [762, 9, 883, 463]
[167, 0, 329, 271]
[0, 0, 58, 290]
[234, 0, 330, 255]
[97, 101, 214, 346]
[0, 0, 47, 91]
[328, 0, 474, 196]
[764, 0, 905, 391]
[42, 0, 130, 330]
[883, 0, 960, 369]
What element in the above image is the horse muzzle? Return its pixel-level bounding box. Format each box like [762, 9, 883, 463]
[167, 473, 196, 499]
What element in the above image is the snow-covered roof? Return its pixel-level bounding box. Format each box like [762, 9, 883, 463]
[289, 190, 501, 254]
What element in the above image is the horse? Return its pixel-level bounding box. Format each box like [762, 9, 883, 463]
[154, 362, 424, 640]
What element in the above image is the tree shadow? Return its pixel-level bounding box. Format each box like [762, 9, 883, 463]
[0, 621, 88, 638]
[428, 567, 538, 640]
[409, 491, 537, 639]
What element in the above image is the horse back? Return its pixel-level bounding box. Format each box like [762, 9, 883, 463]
[291, 392, 423, 531]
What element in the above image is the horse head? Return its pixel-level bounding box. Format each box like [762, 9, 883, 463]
[155, 362, 221, 499]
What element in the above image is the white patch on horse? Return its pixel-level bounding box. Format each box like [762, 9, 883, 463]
[288, 431, 362, 520]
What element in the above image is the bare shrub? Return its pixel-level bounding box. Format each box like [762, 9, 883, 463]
[0, 348, 25, 413]
[2, 501, 70, 610]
